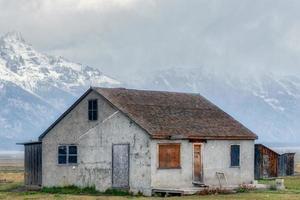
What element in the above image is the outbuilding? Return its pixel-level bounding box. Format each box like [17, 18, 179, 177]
[21, 87, 257, 196]
[278, 153, 295, 177]
[254, 144, 279, 179]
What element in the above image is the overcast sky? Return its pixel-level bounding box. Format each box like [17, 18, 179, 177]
[1, 0, 300, 79]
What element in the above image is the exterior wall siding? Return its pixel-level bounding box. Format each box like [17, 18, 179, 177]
[254, 144, 279, 179]
[202, 140, 254, 186]
[42, 91, 152, 196]
[151, 140, 254, 188]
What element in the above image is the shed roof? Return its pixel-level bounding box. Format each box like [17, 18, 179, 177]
[255, 144, 280, 155]
[94, 87, 257, 140]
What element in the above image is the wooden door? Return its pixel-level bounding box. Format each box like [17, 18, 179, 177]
[24, 143, 42, 186]
[112, 144, 129, 188]
[193, 144, 203, 182]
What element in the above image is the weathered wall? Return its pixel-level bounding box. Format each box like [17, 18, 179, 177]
[202, 140, 254, 186]
[150, 140, 193, 188]
[150, 140, 254, 188]
[255, 144, 279, 179]
[42, 91, 152, 195]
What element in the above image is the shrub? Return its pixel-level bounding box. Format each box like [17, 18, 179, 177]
[41, 185, 131, 196]
[236, 184, 256, 193]
[41, 185, 100, 195]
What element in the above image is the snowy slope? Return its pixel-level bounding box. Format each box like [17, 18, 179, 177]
[134, 68, 300, 144]
[0, 32, 120, 150]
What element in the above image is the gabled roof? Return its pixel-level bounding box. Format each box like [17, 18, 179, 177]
[39, 87, 257, 140]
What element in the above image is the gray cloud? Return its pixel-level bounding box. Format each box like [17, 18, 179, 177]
[1, 0, 300, 79]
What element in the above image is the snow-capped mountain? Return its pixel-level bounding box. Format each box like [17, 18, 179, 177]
[1, 31, 299, 149]
[0, 32, 120, 150]
[134, 68, 300, 144]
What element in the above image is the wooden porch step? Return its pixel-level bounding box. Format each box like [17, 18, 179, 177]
[192, 181, 209, 187]
[152, 188, 184, 197]
[152, 186, 209, 196]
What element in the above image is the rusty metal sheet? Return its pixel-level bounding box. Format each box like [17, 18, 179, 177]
[112, 144, 129, 188]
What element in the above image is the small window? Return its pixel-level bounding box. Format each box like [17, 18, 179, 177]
[68, 146, 78, 164]
[230, 145, 240, 167]
[58, 145, 78, 165]
[158, 144, 181, 169]
[88, 99, 98, 121]
[58, 146, 67, 164]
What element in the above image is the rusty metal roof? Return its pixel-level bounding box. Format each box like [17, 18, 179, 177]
[94, 87, 257, 140]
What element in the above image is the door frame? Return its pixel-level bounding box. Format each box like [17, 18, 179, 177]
[192, 143, 203, 183]
[112, 143, 130, 189]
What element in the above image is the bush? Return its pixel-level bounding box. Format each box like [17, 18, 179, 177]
[197, 188, 236, 195]
[104, 188, 131, 196]
[236, 184, 256, 193]
[41, 185, 100, 195]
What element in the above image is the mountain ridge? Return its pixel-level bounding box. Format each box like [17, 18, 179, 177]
[1, 32, 300, 149]
[133, 67, 300, 144]
[0, 32, 120, 149]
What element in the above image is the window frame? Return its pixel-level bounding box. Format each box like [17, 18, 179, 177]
[230, 144, 241, 168]
[157, 143, 181, 169]
[88, 99, 98, 121]
[57, 144, 78, 165]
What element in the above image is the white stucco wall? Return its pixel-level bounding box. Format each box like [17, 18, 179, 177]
[150, 140, 255, 189]
[42, 91, 152, 196]
[203, 140, 255, 186]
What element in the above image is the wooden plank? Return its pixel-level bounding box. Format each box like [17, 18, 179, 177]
[158, 144, 180, 169]
[24, 146, 28, 185]
[38, 143, 42, 185]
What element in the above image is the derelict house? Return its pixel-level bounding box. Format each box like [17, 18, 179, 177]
[21, 87, 257, 196]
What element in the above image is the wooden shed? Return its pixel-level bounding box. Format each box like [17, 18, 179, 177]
[255, 144, 279, 179]
[278, 153, 295, 176]
[19, 141, 42, 188]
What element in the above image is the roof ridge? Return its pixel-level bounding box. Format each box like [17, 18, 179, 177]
[93, 86, 201, 95]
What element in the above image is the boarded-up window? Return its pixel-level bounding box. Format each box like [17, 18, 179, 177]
[230, 145, 240, 167]
[158, 144, 181, 169]
[88, 99, 98, 121]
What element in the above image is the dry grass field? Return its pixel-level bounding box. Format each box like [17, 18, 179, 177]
[0, 172, 300, 200]
[0, 153, 300, 199]
[0, 152, 23, 173]
[296, 164, 300, 174]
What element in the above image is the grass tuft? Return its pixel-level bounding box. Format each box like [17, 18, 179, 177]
[103, 188, 130, 196]
[41, 185, 130, 196]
